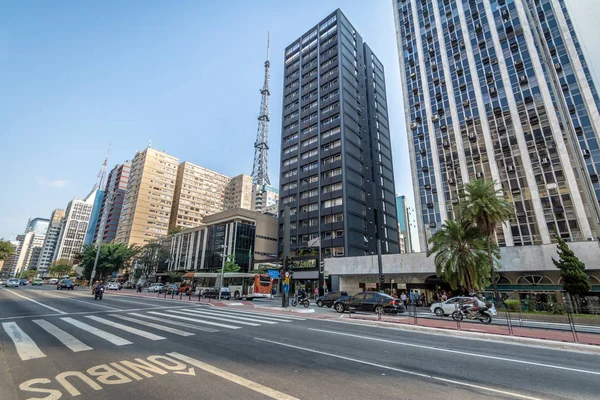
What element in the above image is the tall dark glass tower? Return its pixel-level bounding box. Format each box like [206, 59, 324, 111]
[278, 9, 400, 260]
[394, 0, 600, 250]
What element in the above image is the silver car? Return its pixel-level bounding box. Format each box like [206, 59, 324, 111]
[6, 278, 20, 288]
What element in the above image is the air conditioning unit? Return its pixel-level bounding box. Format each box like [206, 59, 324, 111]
[424, 184, 431, 190]
[507, 165, 515, 172]
[420, 148, 426, 156]
[490, 87, 497, 96]
[443, 140, 450, 148]
[583, 149, 591, 158]
[427, 202, 434, 208]
[422, 166, 430, 172]
[448, 178, 456, 185]
[476, 172, 484, 179]
[441, 125, 448, 132]
[451, 198, 459, 204]
[463, 100, 470, 107]
[429, 222, 437, 228]
[411, 122, 418, 130]
[541, 157, 550, 165]
[432, 115, 439, 122]
[466, 116, 473, 125]
[410, 72, 417, 80]
[519, 75, 528, 85]
[418, 133, 425, 140]
[469, 133, 477, 142]
[555, 63, 562, 72]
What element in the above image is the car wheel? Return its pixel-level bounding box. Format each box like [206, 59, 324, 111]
[335, 303, 345, 313]
[375, 305, 384, 315]
[434, 307, 444, 317]
[316, 300, 323, 307]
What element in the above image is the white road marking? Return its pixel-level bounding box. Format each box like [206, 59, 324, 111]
[2, 322, 46, 361]
[180, 309, 278, 324]
[0, 286, 66, 314]
[41, 291, 122, 310]
[169, 310, 260, 326]
[61, 317, 132, 346]
[220, 308, 306, 320]
[309, 328, 600, 376]
[85, 316, 166, 340]
[112, 315, 195, 337]
[168, 352, 299, 400]
[147, 311, 242, 329]
[127, 313, 219, 333]
[254, 338, 544, 400]
[193, 308, 295, 323]
[32, 319, 92, 352]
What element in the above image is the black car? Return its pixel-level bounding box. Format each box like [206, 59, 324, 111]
[19, 279, 28, 286]
[334, 292, 405, 314]
[57, 279, 74, 290]
[201, 287, 231, 300]
[316, 291, 349, 308]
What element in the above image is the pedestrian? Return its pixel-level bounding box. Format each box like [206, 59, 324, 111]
[314, 287, 319, 299]
[420, 292, 426, 307]
[400, 291, 407, 307]
[441, 291, 448, 302]
[409, 290, 417, 306]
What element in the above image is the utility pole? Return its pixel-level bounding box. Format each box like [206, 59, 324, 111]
[374, 209, 384, 292]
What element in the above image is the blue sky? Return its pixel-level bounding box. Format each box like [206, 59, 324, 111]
[1, 0, 599, 246]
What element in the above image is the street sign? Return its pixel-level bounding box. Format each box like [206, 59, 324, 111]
[111, 272, 117, 277]
[282, 283, 290, 293]
[284, 271, 290, 278]
[284, 277, 290, 284]
[267, 270, 280, 279]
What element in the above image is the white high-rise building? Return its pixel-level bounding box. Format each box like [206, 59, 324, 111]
[53, 191, 96, 262]
[12, 217, 49, 276]
[37, 209, 66, 275]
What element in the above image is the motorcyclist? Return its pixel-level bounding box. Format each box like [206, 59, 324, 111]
[298, 288, 308, 301]
[94, 281, 105, 295]
[466, 292, 481, 318]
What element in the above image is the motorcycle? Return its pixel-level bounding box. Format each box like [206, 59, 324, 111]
[94, 286, 104, 300]
[291, 295, 310, 308]
[136, 285, 143, 293]
[451, 303, 493, 324]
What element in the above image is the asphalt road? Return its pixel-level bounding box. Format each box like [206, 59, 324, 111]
[1, 285, 599, 400]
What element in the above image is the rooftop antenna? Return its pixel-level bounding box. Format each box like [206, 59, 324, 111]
[95, 142, 110, 191]
[251, 31, 271, 188]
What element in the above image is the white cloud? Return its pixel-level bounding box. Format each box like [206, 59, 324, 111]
[36, 178, 69, 188]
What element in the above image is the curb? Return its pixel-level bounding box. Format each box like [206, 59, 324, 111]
[330, 316, 600, 355]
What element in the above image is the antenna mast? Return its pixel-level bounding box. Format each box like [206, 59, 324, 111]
[96, 142, 111, 191]
[251, 32, 271, 188]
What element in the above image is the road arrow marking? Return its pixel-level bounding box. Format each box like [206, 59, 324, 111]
[174, 368, 196, 376]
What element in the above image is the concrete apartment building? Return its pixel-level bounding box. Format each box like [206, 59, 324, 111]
[54, 191, 96, 262]
[278, 9, 400, 261]
[93, 161, 131, 244]
[36, 209, 65, 274]
[395, 0, 600, 249]
[167, 208, 278, 273]
[12, 218, 49, 275]
[169, 161, 253, 231]
[115, 147, 179, 246]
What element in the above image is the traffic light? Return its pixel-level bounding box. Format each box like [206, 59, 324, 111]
[380, 274, 385, 283]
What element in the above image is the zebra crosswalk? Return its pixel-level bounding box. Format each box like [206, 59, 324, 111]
[1, 306, 306, 362]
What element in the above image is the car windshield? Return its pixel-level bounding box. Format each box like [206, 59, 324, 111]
[63, 280, 73, 284]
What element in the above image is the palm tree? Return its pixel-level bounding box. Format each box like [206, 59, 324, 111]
[458, 179, 514, 301]
[427, 218, 492, 292]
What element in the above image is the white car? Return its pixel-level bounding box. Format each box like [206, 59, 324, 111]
[6, 278, 20, 288]
[148, 284, 165, 292]
[48, 278, 59, 285]
[107, 283, 120, 290]
[430, 296, 497, 317]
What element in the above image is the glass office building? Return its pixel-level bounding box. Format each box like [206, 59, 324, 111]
[394, 0, 600, 250]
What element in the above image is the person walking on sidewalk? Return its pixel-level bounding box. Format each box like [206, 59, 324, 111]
[400, 291, 408, 307]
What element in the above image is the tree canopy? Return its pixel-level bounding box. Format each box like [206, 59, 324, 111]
[76, 243, 139, 282]
[0, 239, 15, 260]
[223, 254, 241, 273]
[552, 236, 591, 299]
[427, 218, 494, 292]
[135, 242, 170, 283]
[49, 260, 73, 277]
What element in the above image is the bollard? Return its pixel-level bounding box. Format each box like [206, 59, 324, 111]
[413, 303, 418, 325]
[567, 312, 579, 342]
[180, 292, 183, 300]
[505, 309, 513, 335]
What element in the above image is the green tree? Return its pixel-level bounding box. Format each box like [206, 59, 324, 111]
[20, 270, 37, 279]
[0, 239, 15, 260]
[77, 243, 139, 282]
[457, 179, 514, 301]
[427, 218, 493, 292]
[166, 271, 183, 283]
[136, 242, 170, 283]
[223, 254, 241, 273]
[552, 236, 591, 313]
[49, 260, 73, 277]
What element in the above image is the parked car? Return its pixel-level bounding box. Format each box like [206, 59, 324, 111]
[48, 278, 59, 285]
[19, 279, 29, 286]
[148, 283, 165, 293]
[316, 291, 349, 308]
[57, 279, 74, 290]
[429, 296, 478, 317]
[166, 285, 180, 295]
[32, 278, 43, 286]
[6, 278, 20, 288]
[107, 282, 120, 290]
[334, 292, 405, 314]
[124, 282, 135, 289]
[201, 287, 231, 300]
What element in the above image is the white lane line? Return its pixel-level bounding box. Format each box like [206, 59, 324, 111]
[0, 286, 66, 314]
[309, 328, 600, 376]
[180, 309, 278, 324]
[147, 311, 242, 329]
[169, 310, 260, 326]
[61, 317, 132, 346]
[196, 308, 295, 323]
[1, 322, 46, 361]
[127, 313, 219, 333]
[41, 292, 122, 311]
[112, 315, 195, 337]
[167, 352, 299, 400]
[85, 316, 165, 340]
[255, 338, 544, 400]
[32, 319, 92, 352]
[217, 308, 306, 321]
